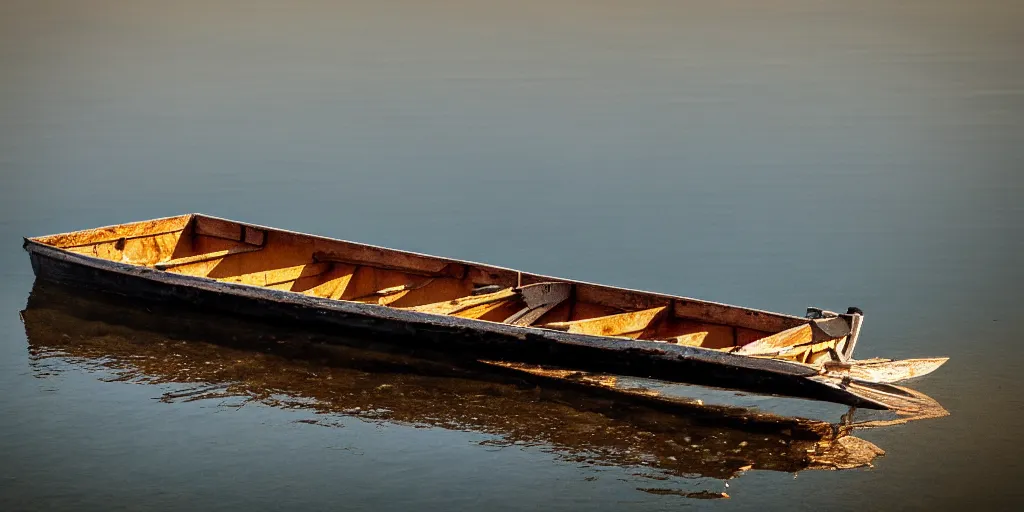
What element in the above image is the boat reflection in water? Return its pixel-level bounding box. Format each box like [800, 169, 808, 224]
[20, 282, 946, 498]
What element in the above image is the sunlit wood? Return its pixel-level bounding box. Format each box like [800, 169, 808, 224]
[543, 306, 668, 338]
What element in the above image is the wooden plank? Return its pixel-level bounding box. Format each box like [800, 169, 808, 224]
[33, 216, 192, 249]
[191, 216, 266, 245]
[543, 306, 668, 338]
[293, 264, 358, 297]
[575, 284, 670, 312]
[735, 316, 853, 359]
[736, 328, 766, 347]
[639, 316, 739, 349]
[529, 299, 621, 326]
[576, 284, 804, 333]
[347, 279, 431, 303]
[154, 245, 263, 270]
[503, 282, 573, 326]
[379, 278, 476, 308]
[66, 241, 123, 262]
[466, 266, 520, 288]
[520, 282, 572, 308]
[812, 316, 852, 339]
[569, 302, 623, 321]
[669, 331, 715, 347]
[661, 323, 736, 349]
[825, 358, 950, 384]
[674, 300, 806, 333]
[122, 232, 184, 266]
[161, 236, 248, 278]
[775, 338, 844, 364]
[312, 249, 461, 278]
[532, 300, 573, 325]
[337, 266, 420, 302]
[733, 324, 815, 356]
[452, 299, 524, 322]
[504, 302, 561, 326]
[301, 264, 359, 299]
[62, 231, 184, 267]
[338, 277, 473, 307]
[404, 287, 518, 316]
[193, 216, 266, 246]
[401, 282, 568, 317]
[218, 262, 332, 287]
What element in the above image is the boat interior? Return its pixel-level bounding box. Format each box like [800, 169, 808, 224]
[31, 214, 851, 364]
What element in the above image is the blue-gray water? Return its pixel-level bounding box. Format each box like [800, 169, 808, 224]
[1, 0, 1022, 509]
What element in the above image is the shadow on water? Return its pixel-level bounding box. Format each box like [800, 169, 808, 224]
[21, 281, 916, 498]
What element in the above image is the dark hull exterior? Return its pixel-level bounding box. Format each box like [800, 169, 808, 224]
[25, 239, 885, 409]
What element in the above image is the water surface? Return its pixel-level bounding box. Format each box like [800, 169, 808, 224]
[1, 1, 1022, 510]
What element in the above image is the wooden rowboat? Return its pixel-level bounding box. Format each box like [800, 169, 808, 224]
[23, 214, 947, 410]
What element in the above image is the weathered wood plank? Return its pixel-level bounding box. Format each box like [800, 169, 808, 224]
[452, 299, 524, 322]
[661, 323, 736, 349]
[505, 303, 555, 326]
[62, 231, 180, 266]
[575, 284, 670, 312]
[33, 215, 192, 249]
[295, 264, 360, 299]
[402, 282, 570, 317]
[218, 262, 332, 288]
[825, 358, 950, 384]
[154, 245, 263, 270]
[312, 249, 461, 278]
[520, 282, 572, 308]
[193, 216, 266, 246]
[780, 338, 844, 365]
[161, 235, 250, 278]
[337, 266, 420, 302]
[543, 306, 668, 338]
[736, 327, 766, 347]
[733, 324, 816, 356]
[503, 282, 573, 326]
[734, 316, 853, 361]
[405, 287, 518, 316]
[569, 302, 623, 321]
[66, 242, 122, 262]
[674, 300, 806, 333]
[378, 278, 476, 308]
[123, 232, 184, 266]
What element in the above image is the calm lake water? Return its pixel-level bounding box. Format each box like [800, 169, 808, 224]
[2, 0, 1022, 510]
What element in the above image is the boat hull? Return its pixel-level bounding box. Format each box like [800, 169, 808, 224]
[25, 239, 887, 409]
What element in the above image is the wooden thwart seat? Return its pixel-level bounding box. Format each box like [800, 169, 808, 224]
[733, 323, 818, 356]
[405, 287, 519, 316]
[312, 250, 466, 278]
[154, 244, 263, 270]
[218, 261, 333, 288]
[402, 282, 572, 326]
[348, 277, 439, 303]
[542, 306, 668, 339]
